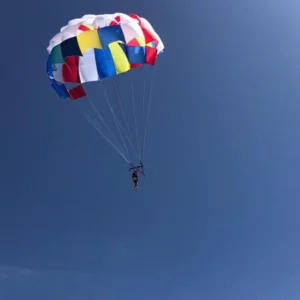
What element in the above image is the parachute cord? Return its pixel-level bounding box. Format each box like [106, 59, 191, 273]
[93, 118, 122, 154]
[73, 103, 129, 162]
[87, 97, 124, 153]
[103, 89, 141, 163]
[63, 63, 130, 163]
[77, 98, 130, 163]
[140, 78, 147, 159]
[102, 89, 131, 161]
[82, 93, 130, 162]
[92, 117, 125, 156]
[141, 66, 156, 161]
[84, 114, 129, 163]
[88, 117, 129, 163]
[131, 82, 139, 158]
[112, 79, 140, 158]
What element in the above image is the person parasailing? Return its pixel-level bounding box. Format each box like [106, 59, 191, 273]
[132, 169, 139, 191]
[129, 162, 145, 191]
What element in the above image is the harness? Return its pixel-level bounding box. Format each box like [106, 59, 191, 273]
[129, 161, 145, 177]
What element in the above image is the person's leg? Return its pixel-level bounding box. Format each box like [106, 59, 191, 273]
[133, 179, 138, 190]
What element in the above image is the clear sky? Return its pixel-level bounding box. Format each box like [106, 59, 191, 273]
[1, 0, 300, 299]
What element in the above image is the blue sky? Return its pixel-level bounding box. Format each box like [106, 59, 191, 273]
[1, 0, 300, 299]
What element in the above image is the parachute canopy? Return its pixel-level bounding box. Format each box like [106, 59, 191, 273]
[46, 13, 164, 100]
